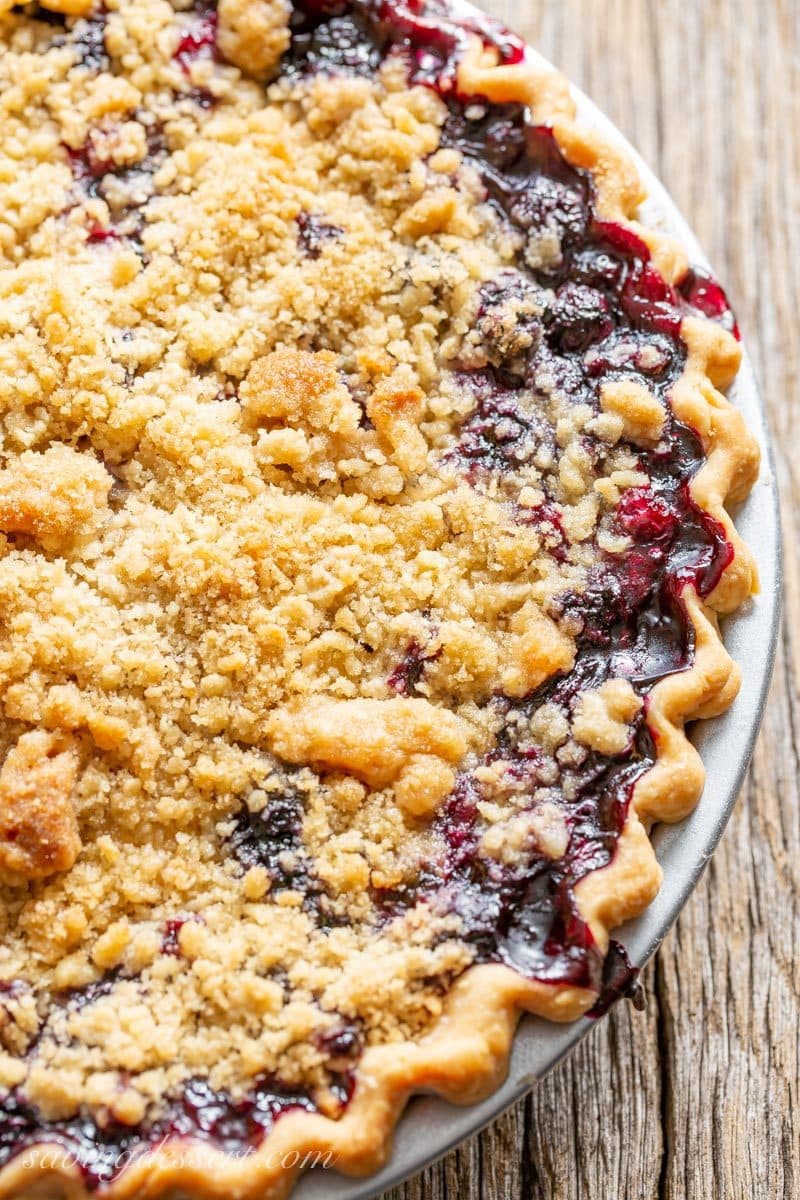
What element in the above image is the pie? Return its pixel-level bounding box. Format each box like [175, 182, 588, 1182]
[0, 0, 759, 1196]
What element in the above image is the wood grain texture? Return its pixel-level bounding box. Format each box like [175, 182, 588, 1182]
[380, 2, 800, 1197]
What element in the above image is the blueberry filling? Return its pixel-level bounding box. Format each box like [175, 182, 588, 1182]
[9, 2, 66, 27]
[29, 7, 109, 71]
[517, 498, 568, 560]
[64, 118, 166, 247]
[296, 211, 344, 258]
[0, 967, 353, 1185]
[282, 5, 384, 77]
[286, 0, 522, 87]
[564, 425, 732, 677]
[449, 368, 560, 477]
[587, 939, 644, 1018]
[69, 12, 109, 73]
[387, 638, 442, 695]
[407, 682, 656, 990]
[173, 0, 219, 72]
[160, 916, 203, 956]
[314, 1021, 363, 1063]
[305, 357, 718, 996]
[678, 267, 740, 339]
[64, 1, 217, 244]
[55, 970, 123, 1013]
[0, 1075, 341, 1190]
[228, 785, 346, 927]
[229, 787, 311, 888]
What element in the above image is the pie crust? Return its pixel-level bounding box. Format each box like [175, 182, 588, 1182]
[0, 0, 759, 1197]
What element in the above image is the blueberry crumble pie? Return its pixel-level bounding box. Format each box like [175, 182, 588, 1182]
[0, 0, 759, 1195]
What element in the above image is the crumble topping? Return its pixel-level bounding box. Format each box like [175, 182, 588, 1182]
[217, 0, 290, 80]
[572, 679, 642, 756]
[0, 444, 111, 546]
[0, 0, 744, 1177]
[0, 731, 80, 880]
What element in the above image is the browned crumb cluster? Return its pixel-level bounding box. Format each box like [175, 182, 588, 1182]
[0, 0, 655, 1126]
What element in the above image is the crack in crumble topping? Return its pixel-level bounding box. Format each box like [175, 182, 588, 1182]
[0, 0, 740, 1178]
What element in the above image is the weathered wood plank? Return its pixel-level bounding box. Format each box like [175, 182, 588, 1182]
[646, 1, 800, 1197]
[381, 1, 799, 1197]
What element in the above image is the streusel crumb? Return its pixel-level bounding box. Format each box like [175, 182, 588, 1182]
[0, 732, 80, 880]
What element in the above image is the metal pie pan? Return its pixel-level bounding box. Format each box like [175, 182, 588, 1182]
[294, 13, 782, 1199]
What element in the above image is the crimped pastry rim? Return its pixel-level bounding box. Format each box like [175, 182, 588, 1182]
[0, 6, 777, 1200]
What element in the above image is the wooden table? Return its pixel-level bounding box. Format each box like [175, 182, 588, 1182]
[381, 2, 799, 1196]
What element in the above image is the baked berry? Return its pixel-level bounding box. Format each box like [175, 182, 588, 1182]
[546, 282, 614, 353]
[678, 267, 740, 338]
[69, 14, 108, 72]
[285, 13, 382, 76]
[616, 487, 679, 543]
[174, 4, 218, 71]
[387, 638, 441, 696]
[296, 211, 343, 258]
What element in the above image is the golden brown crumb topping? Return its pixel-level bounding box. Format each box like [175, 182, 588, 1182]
[0, 731, 80, 881]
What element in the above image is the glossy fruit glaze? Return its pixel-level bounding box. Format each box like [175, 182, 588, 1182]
[0, 1068, 343, 1189]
